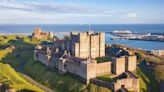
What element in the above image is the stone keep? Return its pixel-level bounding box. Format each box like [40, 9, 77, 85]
[71, 32, 105, 59]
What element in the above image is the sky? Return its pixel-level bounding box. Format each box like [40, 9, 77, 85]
[0, 0, 164, 24]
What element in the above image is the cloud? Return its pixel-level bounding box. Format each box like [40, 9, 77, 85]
[126, 12, 138, 18]
[0, 0, 16, 2]
[0, 1, 142, 24]
[0, 1, 112, 14]
[0, 1, 136, 16]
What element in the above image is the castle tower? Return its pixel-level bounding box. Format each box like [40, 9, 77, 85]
[35, 27, 41, 34]
[33, 27, 42, 39]
[125, 56, 137, 72]
[69, 32, 105, 59]
[90, 33, 99, 59]
[112, 57, 125, 75]
[79, 32, 90, 58]
[99, 32, 105, 57]
[49, 32, 54, 39]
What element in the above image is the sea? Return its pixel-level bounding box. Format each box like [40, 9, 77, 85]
[0, 24, 164, 50]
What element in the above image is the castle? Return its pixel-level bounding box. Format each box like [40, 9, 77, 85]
[32, 28, 53, 40]
[34, 32, 139, 92]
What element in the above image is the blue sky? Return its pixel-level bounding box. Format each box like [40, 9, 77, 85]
[0, 0, 164, 24]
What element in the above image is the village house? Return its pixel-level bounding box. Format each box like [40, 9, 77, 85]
[34, 32, 139, 92]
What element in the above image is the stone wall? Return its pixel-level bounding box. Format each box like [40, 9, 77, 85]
[90, 78, 113, 89]
[86, 61, 97, 81]
[34, 50, 50, 66]
[57, 58, 113, 84]
[74, 43, 79, 57]
[99, 32, 105, 57]
[58, 59, 67, 74]
[70, 32, 105, 59]
[113, 78, 139, 92]
[96, 62, 112, 76]
[90, 34, 99, 58]
[79, 32, 90, 58]
[112, 57, 125, 75]
[125, 56, 137, 72]
[57, 59, 97, 84]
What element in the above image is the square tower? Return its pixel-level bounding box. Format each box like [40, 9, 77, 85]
[112, 57, 125, 75]
[125, 56, 137, 72]
[70, 32, 105, 59]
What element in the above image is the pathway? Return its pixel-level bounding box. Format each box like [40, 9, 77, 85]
[15, 54, 54, 92]
[20, 73, 54, 92]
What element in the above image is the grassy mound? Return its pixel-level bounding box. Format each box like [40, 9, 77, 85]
[0, 63, 43, 92]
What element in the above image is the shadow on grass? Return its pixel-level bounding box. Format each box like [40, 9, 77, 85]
[137, 62, 160, 92]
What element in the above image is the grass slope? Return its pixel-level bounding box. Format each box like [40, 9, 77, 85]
[0, 45, 43, 92]
[0, 63, 43, 92]
[135, 66, 160, 92]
